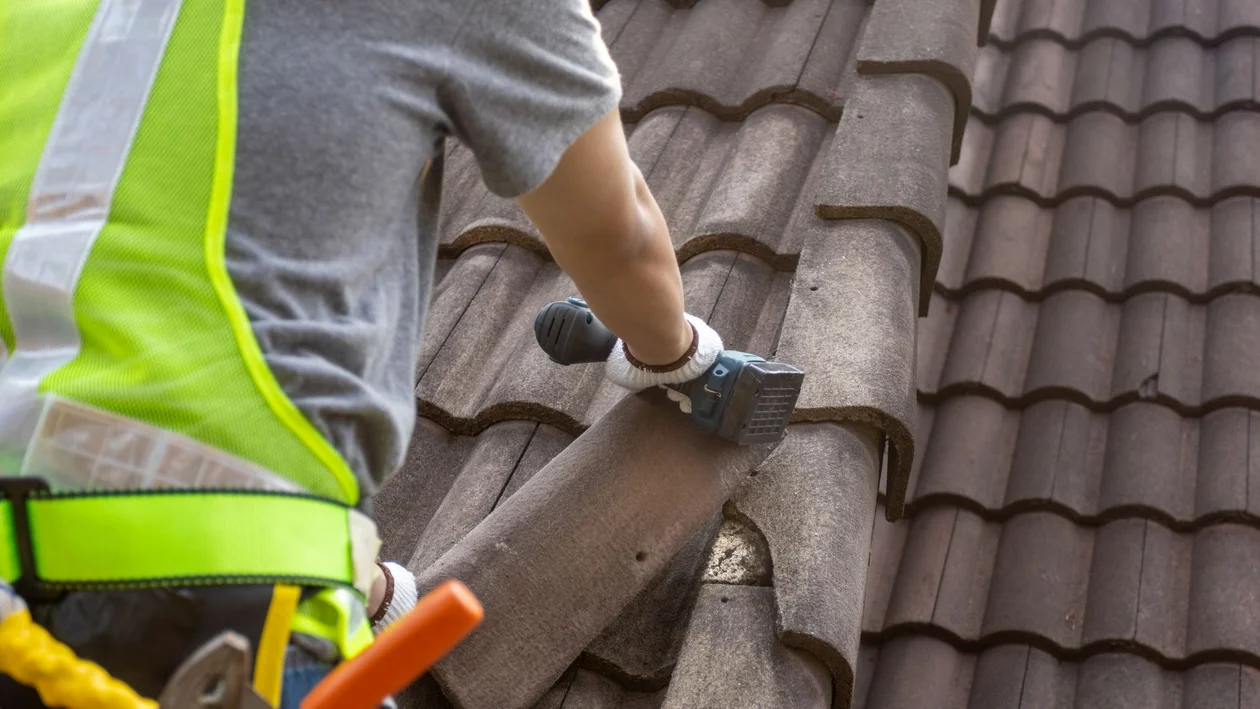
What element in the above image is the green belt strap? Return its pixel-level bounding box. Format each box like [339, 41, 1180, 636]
[0, 489, 357, 590]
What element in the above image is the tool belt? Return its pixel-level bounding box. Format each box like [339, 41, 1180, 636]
[0, 476, 378, 703]
[0, 585, 277, 703]
[0, 478, 371, 598]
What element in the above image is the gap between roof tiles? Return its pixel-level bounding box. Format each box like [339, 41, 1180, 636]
[983, 28, 1260, 51]
[881, 484, 1260, 539]
[945, 164, 1260, 211]
[701, 502, 774, 586]
[436, 222, 804, 273]
[969, 99, 1260, 127]
[915, 374, 1260, 419]
[931, 281, 1260, 307]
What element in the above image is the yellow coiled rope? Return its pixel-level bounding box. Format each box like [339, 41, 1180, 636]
[0, 585, 156, 709]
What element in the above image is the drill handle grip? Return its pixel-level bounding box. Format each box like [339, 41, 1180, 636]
[534, 297, 618, 365]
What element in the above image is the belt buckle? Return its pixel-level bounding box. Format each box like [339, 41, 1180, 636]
[0, 476, 55, 602]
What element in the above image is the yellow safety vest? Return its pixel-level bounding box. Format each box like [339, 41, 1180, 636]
[0, 0, 377, 670]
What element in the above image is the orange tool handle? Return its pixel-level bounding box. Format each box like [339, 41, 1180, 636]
[300, 579, 483, 709]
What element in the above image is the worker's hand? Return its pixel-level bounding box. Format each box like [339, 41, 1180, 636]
[605, 313, 723, 392]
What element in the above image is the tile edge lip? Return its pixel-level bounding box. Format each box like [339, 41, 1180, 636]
[985, 25, 1260, 51]
[860, 625, 1260, 674]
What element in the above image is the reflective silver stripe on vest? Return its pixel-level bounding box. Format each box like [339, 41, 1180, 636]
[0, 0, 183, 453]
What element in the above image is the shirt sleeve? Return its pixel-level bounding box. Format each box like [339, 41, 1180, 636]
[440, 0, 624, 199]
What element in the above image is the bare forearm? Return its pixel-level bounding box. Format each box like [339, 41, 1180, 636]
[516, 109, 693, 365]
[551, 174, 691, 365]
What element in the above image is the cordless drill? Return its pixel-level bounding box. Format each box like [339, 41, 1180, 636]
[534, 297, 804, 445]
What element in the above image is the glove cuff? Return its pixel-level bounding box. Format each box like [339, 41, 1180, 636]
[606, 313, 723, 391]
[371, 561, 418, 634]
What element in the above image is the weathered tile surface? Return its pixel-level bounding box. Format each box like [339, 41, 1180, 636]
[374, 0, 1260, 707]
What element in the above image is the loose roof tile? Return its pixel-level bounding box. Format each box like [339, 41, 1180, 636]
[987, 0, 1260, 46]
[602, 0, 868, 121]
[581, 514, 722, 687]
[950, 109, 1260, 205]
[974, 35, 1260, 120]
[729, 422, 882, 706]
[377, 419, 733, 702]
[662, 585, 834, 708]
[855, 0, 979, 161]
[415, 389, 774, 709]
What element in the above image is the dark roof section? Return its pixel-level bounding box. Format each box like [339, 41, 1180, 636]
[857, 0, 1260, 706]
[379, 0, 988, 705]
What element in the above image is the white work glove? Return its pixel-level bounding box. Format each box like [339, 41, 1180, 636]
[605, 313, 723, 394]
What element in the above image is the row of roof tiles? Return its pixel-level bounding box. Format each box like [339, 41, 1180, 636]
[974, 35, 1260, 120]
[989, 0, 1260, 45]
[918, 288, 1260, 410]
[908, 397, 1260, 527]
[600, 0, 865, 121]
[441, 108, 1260, 313]
[939, 195, 1260, 300]
[865, 501, 1260, 665]
[854, 637, 1260, 709]
[952, 109, 1260, 205]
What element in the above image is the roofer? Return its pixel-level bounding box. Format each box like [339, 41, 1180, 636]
[0, 0, 778, 705]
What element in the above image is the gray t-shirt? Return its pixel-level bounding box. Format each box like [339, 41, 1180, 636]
[227, 0, 622, 498]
